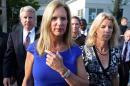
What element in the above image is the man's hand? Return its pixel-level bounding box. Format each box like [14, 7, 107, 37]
[3, 78, 10, 86]
[3, 77, 16, 86]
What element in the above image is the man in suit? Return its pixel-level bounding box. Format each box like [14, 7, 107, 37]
[119, 17, 128, 51]
[3, 6, 39, 86]
[71, 16, 86, 46]
[118, 29, 130, 86]
[0, 32, 8, 86]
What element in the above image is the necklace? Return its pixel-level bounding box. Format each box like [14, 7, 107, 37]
[95, 47, 109, 56]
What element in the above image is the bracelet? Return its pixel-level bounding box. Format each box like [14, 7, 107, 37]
[62, 69, 71, 79]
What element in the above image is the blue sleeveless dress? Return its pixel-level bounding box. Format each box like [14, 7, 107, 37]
[27, 42, 82, 86]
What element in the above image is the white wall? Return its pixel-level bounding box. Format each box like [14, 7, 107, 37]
[67, 0, 86, 17]
[86, 0, 112, 4]
[37, 0, 130, 27]
[67, 0, 113, 21]
[67, 0, 130, 27]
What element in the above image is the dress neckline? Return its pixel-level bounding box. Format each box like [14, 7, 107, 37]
[93, 46, 111, 71]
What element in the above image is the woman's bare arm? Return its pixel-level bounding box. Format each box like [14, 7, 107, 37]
[22, 52, 34, 86]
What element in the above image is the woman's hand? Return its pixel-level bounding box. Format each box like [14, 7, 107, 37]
[45, 50, 67, 75]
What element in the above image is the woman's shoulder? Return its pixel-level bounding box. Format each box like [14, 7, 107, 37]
[82, 45, 94, 53]
[110, 47, 121, 55]
[110, 47, 120, 52]
[110, 47, 121, 58]
[27, 41, 37, 53]
[68, 43, 82, 56]
[71, 43, 82, 51]
[82, 45, 96, 60]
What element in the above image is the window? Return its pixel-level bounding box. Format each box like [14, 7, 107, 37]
[89, 8, 103, 23]
[78, 9, 83, 18]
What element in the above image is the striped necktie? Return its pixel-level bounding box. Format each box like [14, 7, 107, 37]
[24, 32, 30, 49]
[122, 42, 128, 61]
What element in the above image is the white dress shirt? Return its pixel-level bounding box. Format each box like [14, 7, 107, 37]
[23, 27, 35, 44]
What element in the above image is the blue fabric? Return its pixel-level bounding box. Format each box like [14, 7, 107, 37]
[27, 42, 82, 86]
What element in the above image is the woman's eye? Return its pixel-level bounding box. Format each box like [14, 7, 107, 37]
[108, 26, 113, 29]
[24, 17, 27, 19]
[61, 17, 66, 20]
[52, 17, 57, 20]
[101, 25, 105, 28]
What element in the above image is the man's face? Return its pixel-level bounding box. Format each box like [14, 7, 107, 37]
[20, 11, 35, 31]
[124, 30, 130, 42]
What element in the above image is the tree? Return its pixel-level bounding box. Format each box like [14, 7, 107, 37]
[0, 0, 1, 6]
[112, 0, 129, 23]
[6, 0, 40, 32]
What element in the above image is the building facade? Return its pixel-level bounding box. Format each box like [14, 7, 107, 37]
[67, 0, 130, 27]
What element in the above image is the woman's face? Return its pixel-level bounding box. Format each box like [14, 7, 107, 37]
[96, 18, 113, 41]
[50, 6, 68, 37]
[71, 18, 80, 38]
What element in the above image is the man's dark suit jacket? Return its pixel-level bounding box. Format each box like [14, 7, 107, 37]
[3, 27, 39, 85]
[0, 32, 8, 86]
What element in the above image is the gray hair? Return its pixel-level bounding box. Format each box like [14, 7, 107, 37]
[19, 6, 37, 26]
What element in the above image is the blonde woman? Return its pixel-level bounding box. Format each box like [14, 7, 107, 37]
[22, 0, 88, 86]
[82, 12, 121, 86]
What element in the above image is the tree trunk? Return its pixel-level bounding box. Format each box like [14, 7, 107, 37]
[2, 0, 7, 32]
[113, 0, 122, 23]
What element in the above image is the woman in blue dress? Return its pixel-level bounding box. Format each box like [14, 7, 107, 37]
[22, 0, 89, 86]
[82, 12, 121, 86]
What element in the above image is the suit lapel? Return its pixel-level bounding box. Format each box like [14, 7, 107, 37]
[16, 27, 39, 52]
[122, 42, 126, 56]
[17, 28, 26, 52]
[127, 41, 130, 59]
[34, 27, 40, 40]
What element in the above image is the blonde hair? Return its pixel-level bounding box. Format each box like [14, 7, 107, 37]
[86, 12, 120, 48]
[19, 6, 37, 26]
[37, 0, 72, 55]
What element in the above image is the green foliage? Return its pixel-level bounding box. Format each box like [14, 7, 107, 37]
[7, 0, 40, 31]
[112, 0, 129, 23]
